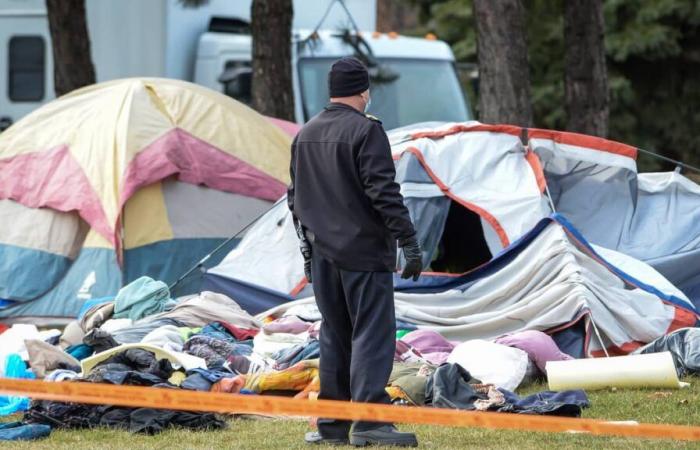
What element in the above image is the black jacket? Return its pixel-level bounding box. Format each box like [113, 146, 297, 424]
[288, 102, 416, 271]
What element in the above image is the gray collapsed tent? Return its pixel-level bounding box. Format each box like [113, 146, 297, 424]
[528, 129, 700, 308]
[205, 122, 699, 359]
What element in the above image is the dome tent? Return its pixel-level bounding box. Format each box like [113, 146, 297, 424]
[204, 122, 699, 357]
[0, 77, 297, 322]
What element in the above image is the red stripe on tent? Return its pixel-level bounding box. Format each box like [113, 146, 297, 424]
[401, 146, 510, 248]
[590, 304, 698, 357]
[265, 117, 301, 137]
[560, 227, 698, 356]
[289, 278, 307, 296]
[590, 340, 645, 357]
[528, 128, 637, 159]
[410, 123, 523, 140]
[0, 144, 114, 245]
[667, 306, 699, 333]
[120, 128, 287, 209]
[408, 124, 637, 160]
[525, 148, 547, 193]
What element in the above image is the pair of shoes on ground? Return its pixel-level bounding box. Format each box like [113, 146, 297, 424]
[305, 425, 418, 447]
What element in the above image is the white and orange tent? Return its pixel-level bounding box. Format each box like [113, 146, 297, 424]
[206, 122, 699, 357]
[0, 78, 298, 322]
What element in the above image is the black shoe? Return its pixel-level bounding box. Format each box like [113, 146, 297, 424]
[350, 425, 418, 447]
[305, 431, 349, 445]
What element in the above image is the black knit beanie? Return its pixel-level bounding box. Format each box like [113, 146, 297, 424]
[328, 57, 370, 97]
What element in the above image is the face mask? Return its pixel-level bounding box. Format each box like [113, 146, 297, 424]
[364, 94, 372, 113]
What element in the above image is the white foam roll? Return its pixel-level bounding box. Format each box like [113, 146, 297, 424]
[546, 351, 681, 391]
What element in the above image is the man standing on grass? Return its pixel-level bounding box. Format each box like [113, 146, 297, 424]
[288, 56, 423, 447]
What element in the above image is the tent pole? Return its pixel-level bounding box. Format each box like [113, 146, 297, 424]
[636, 147, 700, 174]
[168, 202, 279, 294]
[544, 184, 557, 213]
[589, 315, 610, 358]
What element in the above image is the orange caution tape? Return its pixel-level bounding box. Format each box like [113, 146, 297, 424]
[0, 378, 698, 441]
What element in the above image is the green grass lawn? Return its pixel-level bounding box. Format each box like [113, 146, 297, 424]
[1, 379, 699, 449]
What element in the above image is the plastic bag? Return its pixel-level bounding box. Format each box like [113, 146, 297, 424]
[0, 354, 35, 415]
[636, 327, 700, 377]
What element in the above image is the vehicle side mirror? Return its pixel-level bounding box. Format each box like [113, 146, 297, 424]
[0, 116, 12, 132]
[456, 63, 479, 96]
[218, 67, 252, 104]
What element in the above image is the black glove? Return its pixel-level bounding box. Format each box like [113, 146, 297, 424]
[399, 236, 423, 281]
[296, 221, 312, 283]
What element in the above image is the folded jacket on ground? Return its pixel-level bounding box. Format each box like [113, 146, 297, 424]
[113, 276, 171, 321]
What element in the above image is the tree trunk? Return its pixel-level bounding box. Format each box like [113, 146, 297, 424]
[251, 0, 295, 121]
[472, 0, 532, 126]
[376, 0, 419, 33]
[564, 0, 609, 137]
[45, 0, 96, 97]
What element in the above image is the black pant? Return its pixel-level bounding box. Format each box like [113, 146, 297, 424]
[312, 251, 396, 438]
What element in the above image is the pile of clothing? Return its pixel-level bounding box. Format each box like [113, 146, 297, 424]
[0, 275, 637, 440]
[26, 346, 226, 435]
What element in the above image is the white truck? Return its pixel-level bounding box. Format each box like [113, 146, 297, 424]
[0, 0, 471, 130]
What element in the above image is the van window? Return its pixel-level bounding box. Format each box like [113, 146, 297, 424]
[8, 36, 46, 102]
[219, 60, 252, 105]
[299, 58, 471, 130]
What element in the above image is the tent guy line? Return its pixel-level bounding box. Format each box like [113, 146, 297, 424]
[168, 199, 282, 295]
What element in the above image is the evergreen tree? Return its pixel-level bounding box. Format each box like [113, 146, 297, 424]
[409, 0, 700, 170]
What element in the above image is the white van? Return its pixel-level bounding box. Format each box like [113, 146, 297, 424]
[0, 0, 471, 130]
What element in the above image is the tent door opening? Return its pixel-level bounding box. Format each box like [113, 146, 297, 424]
[430, 200, 492, 274]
